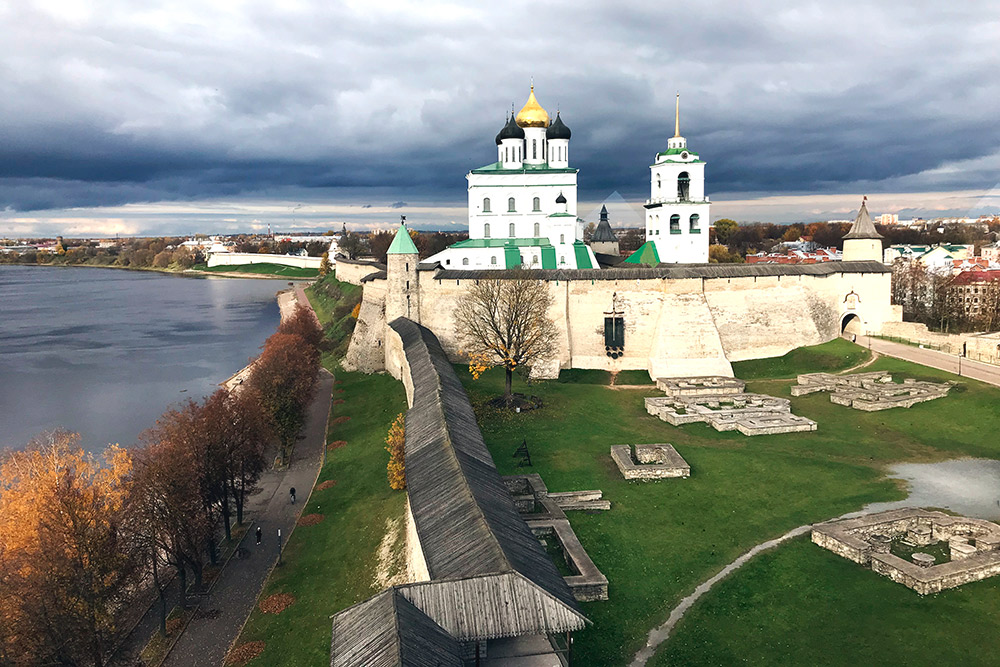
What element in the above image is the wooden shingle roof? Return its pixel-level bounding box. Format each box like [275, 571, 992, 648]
[388, 318, 587, 632]
[330, 589, 462, 667]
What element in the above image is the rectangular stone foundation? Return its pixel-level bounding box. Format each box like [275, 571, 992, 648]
[611, 444, 690, 479]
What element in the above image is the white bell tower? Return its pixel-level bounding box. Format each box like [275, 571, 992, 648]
[643, 94, 710, 264]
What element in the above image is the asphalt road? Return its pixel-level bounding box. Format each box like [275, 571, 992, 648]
[857, 335, 1000, 388]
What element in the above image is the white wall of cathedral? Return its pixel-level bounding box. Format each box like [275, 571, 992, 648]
[646, 201, 710, 263]
[467, 178, 578, 243]
[424, 243, 594, 270]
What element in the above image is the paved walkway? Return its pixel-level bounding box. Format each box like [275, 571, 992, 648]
[856, 335, 1000, 388]
[160, 369, 333, 667]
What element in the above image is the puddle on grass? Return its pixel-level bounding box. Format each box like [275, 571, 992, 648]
[864, 458, 1000, 520]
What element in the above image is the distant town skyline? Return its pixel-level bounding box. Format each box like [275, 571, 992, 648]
[2, 1, 999, 237]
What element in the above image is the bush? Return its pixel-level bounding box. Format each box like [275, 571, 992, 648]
[385, 413, 406, 490]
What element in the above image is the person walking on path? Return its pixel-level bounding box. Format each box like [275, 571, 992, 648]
[289, 487, 296, 504]
[255, 526, 262, 545]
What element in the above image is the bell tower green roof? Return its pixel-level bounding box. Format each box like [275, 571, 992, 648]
[387, 222, 418, 255]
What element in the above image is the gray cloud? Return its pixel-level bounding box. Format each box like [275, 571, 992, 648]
[1, 0, 999, 231]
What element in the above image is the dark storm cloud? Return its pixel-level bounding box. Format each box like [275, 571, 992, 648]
[1, 0, 999, 228]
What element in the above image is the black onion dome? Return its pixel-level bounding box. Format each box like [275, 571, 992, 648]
[546, 112, 571, 140]
[555, 192, 567, 204]
[497, 114, 525, 142]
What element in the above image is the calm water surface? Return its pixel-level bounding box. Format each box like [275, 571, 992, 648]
[0, 266, 283, 452]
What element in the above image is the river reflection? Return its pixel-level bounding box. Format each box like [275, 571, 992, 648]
[0, 266, 283, 453]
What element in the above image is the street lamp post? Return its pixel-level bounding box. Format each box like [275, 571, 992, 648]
[277, 528, 283, 566]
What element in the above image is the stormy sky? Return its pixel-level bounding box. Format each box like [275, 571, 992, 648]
[2, 0, 999, 236]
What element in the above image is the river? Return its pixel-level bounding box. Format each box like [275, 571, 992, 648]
[0, 266, 284, 453]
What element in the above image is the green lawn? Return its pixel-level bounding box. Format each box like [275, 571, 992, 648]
[230, 278, 407, 666]
[460, 340, 1000, 666]
[658, 536, 1000, 666]
[731, 337, 871, 379]
[194, 262, 320, 278]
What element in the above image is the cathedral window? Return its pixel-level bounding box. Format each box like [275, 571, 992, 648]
[533, 197, 540, 212]
[462, 257, 469, 266]
[483, 197, 491, 213]
[532, 139, 537, 159]
[491, 256, 497, 265]
[543, 141, 547, 160]
[534, 222, 540, 237]
[560, 255, 566, 265]
[508, 197, 516, 212]
[689, 214, 700, 232]
[484, 223, 491, 237]
[560, 234, 565, 243]
[678, 172, 690, 201]
[670, 215, 681, 233]
[657, 176, 661, 192]
[509, 223, 515, 237]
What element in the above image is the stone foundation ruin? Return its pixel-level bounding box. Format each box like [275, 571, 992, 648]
[792, 371, 951, 411]
[812, 508, 1000, 594]
[611, 444, 690, 480]
[503, 474, 610, 602]
[646, 376, 817, 435]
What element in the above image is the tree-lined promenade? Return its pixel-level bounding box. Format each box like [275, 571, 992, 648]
[0, 304, 323, 667]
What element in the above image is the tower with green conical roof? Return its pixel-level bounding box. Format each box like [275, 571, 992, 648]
[386, 217, 419, 322]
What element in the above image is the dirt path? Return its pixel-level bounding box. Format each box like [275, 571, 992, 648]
[628, 524, 813, 666]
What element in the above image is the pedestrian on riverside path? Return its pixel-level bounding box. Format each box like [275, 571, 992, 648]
[289, 487, 296, 504]
[255, 526, 262, 545]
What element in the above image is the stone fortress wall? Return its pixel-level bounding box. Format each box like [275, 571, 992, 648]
[341, 259, 901, 379]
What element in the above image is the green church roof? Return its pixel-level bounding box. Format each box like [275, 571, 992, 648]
[624, 241, 660, 266]
[386, 223, 418, 255]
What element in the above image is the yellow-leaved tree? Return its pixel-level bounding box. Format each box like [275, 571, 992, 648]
[385, 413, 406, 490]
[0, 430, 140, 666]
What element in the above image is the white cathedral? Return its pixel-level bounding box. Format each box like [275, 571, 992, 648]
[424, 87, 709, 269]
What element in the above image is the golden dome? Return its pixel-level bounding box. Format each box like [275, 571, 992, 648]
[515, 86, 549, 128]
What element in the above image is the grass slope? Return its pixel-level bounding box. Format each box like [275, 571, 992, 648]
[461, 340, 1000, 666]
[732, 338, 871, 380]
[231, 277, 406, 666]
[195, 262, 320, 278]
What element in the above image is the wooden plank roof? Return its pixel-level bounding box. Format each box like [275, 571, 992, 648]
[330, 589, 463, 667]
[388, 318, 587, 634]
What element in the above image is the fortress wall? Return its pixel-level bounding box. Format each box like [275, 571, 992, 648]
[707, 271, 895, 361]
[353, 265, 897, 378]
[335, 257, 386, 285]
[343, 280, 388, 373]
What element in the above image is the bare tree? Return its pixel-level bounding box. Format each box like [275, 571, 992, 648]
[455, 276, 558, 404]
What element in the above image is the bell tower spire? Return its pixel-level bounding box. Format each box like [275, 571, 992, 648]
[674, 93, 680, 138]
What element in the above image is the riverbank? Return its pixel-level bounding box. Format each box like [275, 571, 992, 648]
[221, 284, 311, 391]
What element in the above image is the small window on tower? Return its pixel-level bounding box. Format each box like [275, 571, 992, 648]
[533, 139, 537, 159]
[483, 197, 491, 213]
[678, 172, 690, 201]
[690, 214, 700, 232]
[670, 215, 681, 233]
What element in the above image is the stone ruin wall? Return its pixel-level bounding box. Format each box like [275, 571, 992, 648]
[345, 267, 897, 378]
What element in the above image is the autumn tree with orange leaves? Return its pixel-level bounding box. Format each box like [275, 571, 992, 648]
[0, 430, 140, 667]
[246, 331, 320, 462]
